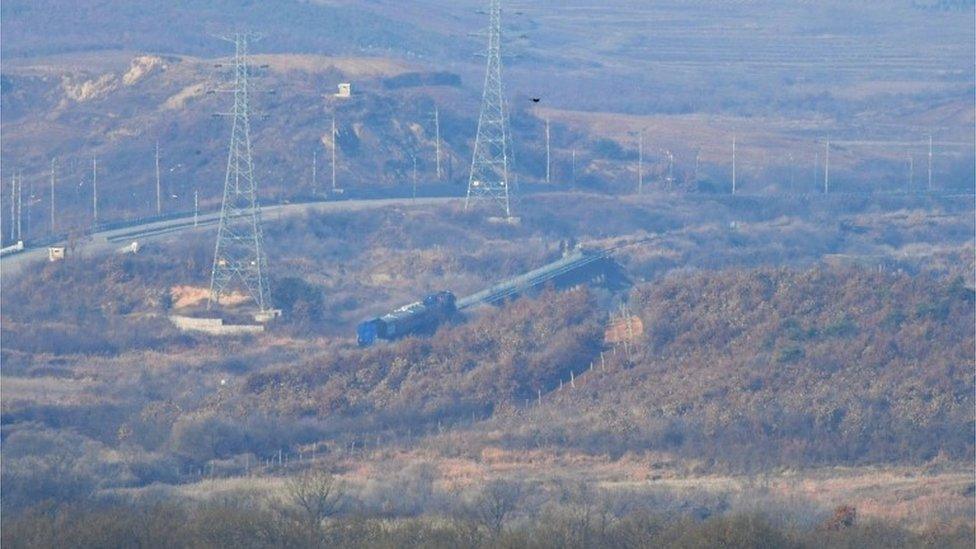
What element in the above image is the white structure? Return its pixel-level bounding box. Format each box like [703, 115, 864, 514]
[117, 241, 140, 255]
[0, 240, 24, 257]
[169, 315, 264, 335]
[335, 83, 351, 98]
[48, 246, 66, 262]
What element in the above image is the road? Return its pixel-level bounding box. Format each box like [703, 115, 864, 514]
[0, 197, 458, 278]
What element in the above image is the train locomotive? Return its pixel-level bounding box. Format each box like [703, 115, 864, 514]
[357, 291, 457, 346]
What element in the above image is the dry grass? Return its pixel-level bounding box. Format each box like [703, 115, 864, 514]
[0, 376, 99, 407]
[774, 467, 974, 528]
[131, 445, 972, 532]
[248, 54, 412, 78]
[536, 107, 825, 165]
[170, 285, 249, 309]
[163, 82, 206, 110]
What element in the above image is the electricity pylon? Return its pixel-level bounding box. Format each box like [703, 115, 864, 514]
[208, 33, 272, 312]
[465, 0, 512, 219]
[637, 131, 643, 194]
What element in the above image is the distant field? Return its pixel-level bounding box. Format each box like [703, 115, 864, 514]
[115, 451, 973, 532]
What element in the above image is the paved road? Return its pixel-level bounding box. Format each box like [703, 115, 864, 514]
[0, 197, 458, 279]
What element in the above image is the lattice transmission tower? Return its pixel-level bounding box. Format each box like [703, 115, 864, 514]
[465, 0, 513, 219]
[208, 33, 272, 311]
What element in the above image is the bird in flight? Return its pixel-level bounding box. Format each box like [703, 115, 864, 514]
[531, 98, 541, 103]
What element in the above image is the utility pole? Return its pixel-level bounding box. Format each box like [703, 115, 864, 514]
[15, 172, 22, 241]
[545, 117, 551, 184]
[664, 149, 674, 191]
[311, 149, 317, 195]
[694, 147, 701, 183]
[907, 153, 914, 193]
[412, 154, 418, 199]
[8, 173, 14, 242]
[26, 171, 33, 239]
[637, 131, 644, 194]
[571, 148, 576, 185]
[331, 116, 338, 192]
[814, 150, 819, 193]
[465, 0, 512, 218]
[731, 134, 736, 195]
[50, 158, 56, 233]
[92, 154, 98, 225]
[824, 137, 830, 194]
[434, 107, 442, 180]
[155, 141, 162, 215]
[927, 134, 933, 191]
[787, 153, 795, 192]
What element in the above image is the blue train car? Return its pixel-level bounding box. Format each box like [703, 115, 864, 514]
[357, 291, 457, 346]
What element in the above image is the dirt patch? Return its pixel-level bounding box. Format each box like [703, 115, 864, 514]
[171, 285, 249, 309]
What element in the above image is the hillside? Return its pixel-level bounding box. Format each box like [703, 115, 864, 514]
[1, 193, 972, 518]
[1, 2, 974, 542]
[2, 1, 974, 247]
[496, 268, 974, 467]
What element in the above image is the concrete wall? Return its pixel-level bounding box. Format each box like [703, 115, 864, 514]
[169, 315, 264, 335]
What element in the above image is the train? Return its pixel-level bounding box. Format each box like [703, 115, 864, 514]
[454, 248, 625, 309]
[357, 290, 457, 346]
[356, 246, 630, 347]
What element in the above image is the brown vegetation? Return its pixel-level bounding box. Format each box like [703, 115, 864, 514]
[1, 194, 972, 538]
[2, 497, 972, 549]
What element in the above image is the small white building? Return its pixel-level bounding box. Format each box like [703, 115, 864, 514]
[335, 83, 351, 98]
[117, 241, 140, 255]
[48, 246, 66, 262]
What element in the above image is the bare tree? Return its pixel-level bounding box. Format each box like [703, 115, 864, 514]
[473, 479, 521, 537]
[285, 469, 344, 545]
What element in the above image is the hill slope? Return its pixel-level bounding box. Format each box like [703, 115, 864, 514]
[497, 267, 975, 467]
